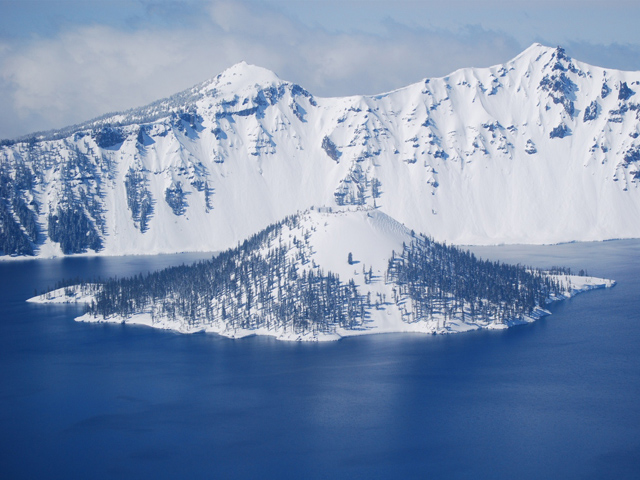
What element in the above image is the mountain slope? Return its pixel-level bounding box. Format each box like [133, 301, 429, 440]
[2, 44, 640, 257]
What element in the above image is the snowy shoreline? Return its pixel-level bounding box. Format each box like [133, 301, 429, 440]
[4, 236, 640, 262]
[28, 273, 615, 342]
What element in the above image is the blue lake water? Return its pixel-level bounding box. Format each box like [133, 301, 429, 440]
[1, 241, 639, 479]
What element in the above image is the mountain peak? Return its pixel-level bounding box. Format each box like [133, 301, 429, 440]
[210, 61, 283, 94]
[506, 43, 584, 78]
[511, 42, 557, 63]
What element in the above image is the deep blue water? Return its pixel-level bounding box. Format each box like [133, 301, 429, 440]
[1, 242, 639, 479]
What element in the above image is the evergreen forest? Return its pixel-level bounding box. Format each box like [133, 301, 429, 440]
[50, 213, 576, 337]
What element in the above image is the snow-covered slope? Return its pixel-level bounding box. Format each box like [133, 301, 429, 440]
[3, 44, 640, 258]
[29, 208, 615, 341]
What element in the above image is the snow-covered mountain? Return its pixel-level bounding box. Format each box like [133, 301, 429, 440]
[2, 43, 640, 258]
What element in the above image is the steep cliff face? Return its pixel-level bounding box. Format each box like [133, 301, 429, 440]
[2, 44, 640, 257]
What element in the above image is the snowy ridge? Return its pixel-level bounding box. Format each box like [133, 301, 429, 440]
[29, 209, 616, 341]
[3, 44, 640, 259]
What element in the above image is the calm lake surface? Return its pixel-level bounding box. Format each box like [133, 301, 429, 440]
[1, 241, 639, 479]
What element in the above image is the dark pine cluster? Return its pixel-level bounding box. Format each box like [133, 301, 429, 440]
[387, 235, 564, 325]
[48, 205, 102, 254]
[124, 167, 154, 232]
[164, 182, 186, 216]
[0, 167, 38, 255]
[1, 140, 109, 255]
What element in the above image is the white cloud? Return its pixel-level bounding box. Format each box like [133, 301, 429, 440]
[0, 0, 637, 140]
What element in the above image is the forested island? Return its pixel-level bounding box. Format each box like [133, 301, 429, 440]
[29, 209, 615, 341]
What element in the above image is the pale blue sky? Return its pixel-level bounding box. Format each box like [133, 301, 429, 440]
[1, 0, 639, 139]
